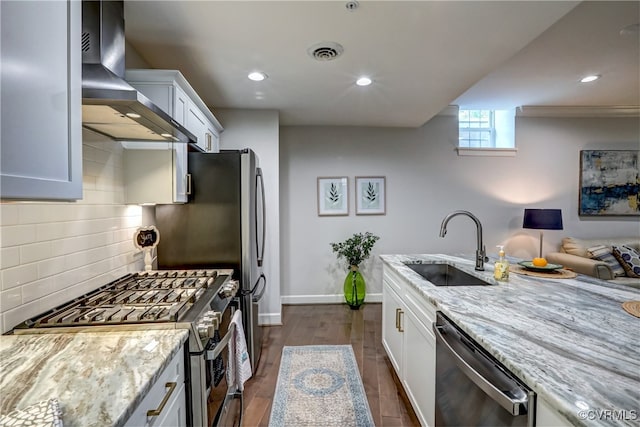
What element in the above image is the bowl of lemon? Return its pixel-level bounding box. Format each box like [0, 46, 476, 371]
[518, 257, 563, 272]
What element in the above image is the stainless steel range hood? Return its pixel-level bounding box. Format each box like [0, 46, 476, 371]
[81, 1, 196, 143]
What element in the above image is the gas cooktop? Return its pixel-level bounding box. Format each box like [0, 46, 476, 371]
[14, 270, 234, 329]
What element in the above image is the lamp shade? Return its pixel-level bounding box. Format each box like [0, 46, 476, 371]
[523, 209, 563, 230]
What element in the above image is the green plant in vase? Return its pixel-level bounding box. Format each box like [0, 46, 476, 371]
[330, 232, 380, 309]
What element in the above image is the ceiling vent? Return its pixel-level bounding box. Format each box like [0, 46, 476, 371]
[308, 42, 344, 61]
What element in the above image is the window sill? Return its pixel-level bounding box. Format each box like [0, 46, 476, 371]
[456, 147, 518, 157]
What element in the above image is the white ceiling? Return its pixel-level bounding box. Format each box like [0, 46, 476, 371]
[124, 1, 640, 128]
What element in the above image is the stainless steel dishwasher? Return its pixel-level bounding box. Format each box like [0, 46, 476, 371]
[433, 312, 535, 427]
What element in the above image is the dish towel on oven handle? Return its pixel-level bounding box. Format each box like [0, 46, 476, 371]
[227, 309, 252, 391]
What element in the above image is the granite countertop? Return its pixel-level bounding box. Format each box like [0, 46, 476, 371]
[0, 329, 189, 427]
[380, 253, 640, 427]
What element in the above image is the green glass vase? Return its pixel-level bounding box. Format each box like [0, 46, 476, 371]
[344, 265, 366, 310]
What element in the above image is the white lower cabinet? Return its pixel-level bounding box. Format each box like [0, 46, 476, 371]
[382, 281, 404, 375]
[125, 347, 187, 427]
[536, 396, 573, 427]
[382, 267, 436, 427]
[402, 302, 436, 427]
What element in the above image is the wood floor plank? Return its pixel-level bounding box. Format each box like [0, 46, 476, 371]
[242, 396, 271, 427]
[241, 303, 418, 427]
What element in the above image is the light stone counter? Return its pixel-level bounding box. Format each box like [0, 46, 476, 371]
[0, 329, 189, 427]
[380, 253, 640, 427]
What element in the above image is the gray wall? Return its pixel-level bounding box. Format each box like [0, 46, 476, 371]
[280, 115, 639, 302]
[214, 109, 282, 325]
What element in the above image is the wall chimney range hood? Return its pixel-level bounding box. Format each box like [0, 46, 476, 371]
[81, 1, 196, 143]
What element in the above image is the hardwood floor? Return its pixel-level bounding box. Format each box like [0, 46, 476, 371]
[241, 304, 419, 426]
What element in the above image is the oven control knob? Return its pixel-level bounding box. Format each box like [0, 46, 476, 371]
[197, 323, 216, 340]
[218, 280, 239, 298]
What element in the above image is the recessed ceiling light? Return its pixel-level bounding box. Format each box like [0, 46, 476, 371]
[160, 133, 172, 138]
[580, 75, 600, 83]
[356, 76, 372, 86]
[126, 113, 141, 119]
[248, 71, 267, 82]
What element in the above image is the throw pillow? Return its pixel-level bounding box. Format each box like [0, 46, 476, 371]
[587, 245, 626, 277]
[563, 237, 590, 257]
[612, 245, 640, 278]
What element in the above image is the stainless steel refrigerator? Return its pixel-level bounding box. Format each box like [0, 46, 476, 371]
[155, 148, 266, 371]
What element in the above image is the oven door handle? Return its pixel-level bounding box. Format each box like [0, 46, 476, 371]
[433, 323, 529, 416]
[206, 322, 236, 360]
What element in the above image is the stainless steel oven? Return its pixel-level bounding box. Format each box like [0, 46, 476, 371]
[190, 288, 243, 427]
[202, 307, 242, 427]
[11, 269, 241, 427]
[433, 312, 535, 427]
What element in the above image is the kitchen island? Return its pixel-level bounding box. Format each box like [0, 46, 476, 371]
[0, 329, 188, 426]
[381, 254, 640, 427]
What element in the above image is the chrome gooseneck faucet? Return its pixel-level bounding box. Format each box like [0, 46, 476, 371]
[439, 210, 488, 271]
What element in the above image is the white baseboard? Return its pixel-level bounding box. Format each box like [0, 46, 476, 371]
[258, 312, 282, 326]
[257, 294, 382, 326]
[280, 293, 382, 305]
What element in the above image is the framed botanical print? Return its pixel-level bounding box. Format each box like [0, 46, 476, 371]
[355, 176, 386, 215]
[317, 177, 349, 216]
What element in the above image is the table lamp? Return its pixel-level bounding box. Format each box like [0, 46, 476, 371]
[523, 209, 563, 258]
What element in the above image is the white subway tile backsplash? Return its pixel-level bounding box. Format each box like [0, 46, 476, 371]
[1, 264, 38, 291]
[20, 278, 52, 305]
[83, 175, 97, 190]
[65, 246, 111, 270]
[19, 241, 53, 264]
[0, 247, 20, 269]
[0, 204, 19, 226]
[83, 159, 105, 178]
[0, 138, 143, 333]
[16, 204, 65, 225]
[38, 256, 67, 279]
[3, 291, 67, 330]
[0, 288, 22, 312]
[1, 224, 37, 247]
[83, 189, 122, 205]
[57, 259, 113, 288]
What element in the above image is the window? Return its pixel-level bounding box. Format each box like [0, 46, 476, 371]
[457, 108, 517, 156]
[458, 109, 494, 148]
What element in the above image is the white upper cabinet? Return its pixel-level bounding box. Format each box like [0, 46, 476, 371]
[122, 70, 222, 205]
[126, 70, 223, 153]
[1, 0, 82, 200]
[123, 144, 188, 205]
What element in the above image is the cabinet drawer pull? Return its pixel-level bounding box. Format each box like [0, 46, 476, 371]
[147, 382, 177, 417]
[395, 308, 401, 330]
[206, 133, 212, 151]
[398, 310, 404, 333]
[186, 173, 192, 195]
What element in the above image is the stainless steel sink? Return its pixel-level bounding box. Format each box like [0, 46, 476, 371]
[405, 263, 490, 286]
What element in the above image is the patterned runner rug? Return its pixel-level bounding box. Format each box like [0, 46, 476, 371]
[268, 345, 374, 427]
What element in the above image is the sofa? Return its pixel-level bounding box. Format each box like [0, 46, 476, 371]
[546, 237, 640, 286]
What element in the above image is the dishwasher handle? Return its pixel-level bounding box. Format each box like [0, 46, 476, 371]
[433, 322, 530, 416]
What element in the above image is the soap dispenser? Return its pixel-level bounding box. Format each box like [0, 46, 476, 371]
[494, 245, 509, 282]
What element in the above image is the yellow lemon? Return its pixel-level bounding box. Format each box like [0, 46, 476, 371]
[532, 257, 548, 267]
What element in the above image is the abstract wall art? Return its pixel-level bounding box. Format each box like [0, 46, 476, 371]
[579, 150, 639, 216]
